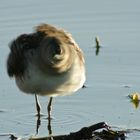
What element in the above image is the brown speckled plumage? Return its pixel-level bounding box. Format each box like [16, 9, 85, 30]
[7, 23, 85, 96]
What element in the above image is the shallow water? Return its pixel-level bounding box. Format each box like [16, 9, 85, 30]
[0, 0, 140, 139]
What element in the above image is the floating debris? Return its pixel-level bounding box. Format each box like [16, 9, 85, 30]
[95, 36, 102, 56]
[122, 84, 132, 88]
[95, 36, 100, 47]
[128, 92, 140, 108]
[0, 133, 17, 140]
[1, 122, 125, 140]
[0, 109, 8, 113]
[16, 122, 125, 140]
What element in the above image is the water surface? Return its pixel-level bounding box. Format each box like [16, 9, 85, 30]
[0, 0, 140, 139]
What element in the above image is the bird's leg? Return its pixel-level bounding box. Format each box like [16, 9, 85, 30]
[47, 97, 53, 135]
[47, 97, 53, 119]
[35, 94, 41, 117]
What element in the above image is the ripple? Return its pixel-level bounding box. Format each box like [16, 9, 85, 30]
[49, 106, 93, 127]
[13, 113, 38, 126]
[13, 110, 90, 132]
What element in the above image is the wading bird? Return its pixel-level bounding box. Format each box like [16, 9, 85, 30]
[7, 24, 86, 123]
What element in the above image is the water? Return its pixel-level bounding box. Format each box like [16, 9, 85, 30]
[0, 0, 140, 139]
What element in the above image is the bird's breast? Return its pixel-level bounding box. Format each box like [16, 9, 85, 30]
[15, 56, 85, 97]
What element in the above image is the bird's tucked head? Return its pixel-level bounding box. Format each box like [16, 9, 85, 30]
[36, 24, 76, 74]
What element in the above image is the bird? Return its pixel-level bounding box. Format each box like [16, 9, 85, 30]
[7, 23, 86, 121]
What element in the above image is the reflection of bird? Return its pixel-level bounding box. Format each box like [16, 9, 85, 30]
[7, 24, 86, 120]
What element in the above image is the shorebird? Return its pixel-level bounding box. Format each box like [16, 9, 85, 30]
[7, 24, 86, 120]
